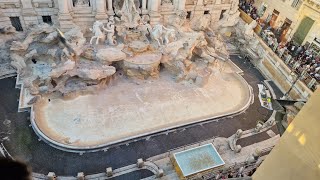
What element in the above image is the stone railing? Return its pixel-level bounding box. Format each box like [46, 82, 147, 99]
[32, 159, 162, 180]
[259, 31, 319, 92]
[190, 145, 274, 180]
[239, 11, 317, 98]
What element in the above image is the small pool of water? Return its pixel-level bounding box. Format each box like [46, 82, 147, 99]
[174, 144, 225, 177]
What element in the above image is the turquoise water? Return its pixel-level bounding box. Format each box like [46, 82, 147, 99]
[174, 144, 225, 176]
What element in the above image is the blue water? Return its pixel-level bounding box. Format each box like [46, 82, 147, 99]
[174, 144, 225, 176]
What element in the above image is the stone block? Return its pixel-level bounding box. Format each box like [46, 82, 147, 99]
[137, 158, 144, 168]
[77, 172, 85, 180]
[157, 169, 164, 178]
[47, 172, 56, 180]
[106, 167, 113, 177]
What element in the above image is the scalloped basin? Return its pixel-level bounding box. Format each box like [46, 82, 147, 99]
[32, 60, 252, 150]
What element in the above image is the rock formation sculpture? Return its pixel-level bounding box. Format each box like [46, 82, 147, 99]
[8, 3, 238, 99]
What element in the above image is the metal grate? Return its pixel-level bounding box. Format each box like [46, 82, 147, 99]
[9, 17, 23, 31]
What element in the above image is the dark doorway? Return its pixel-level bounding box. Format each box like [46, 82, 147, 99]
[42, 16, 52, 25]
[219, 10, 226, 20]
[293, 16, 315, 45]
[186, 11, 191, 19]
[10, 17, 23, 31]
[279, 18, 292, 42]
[269, 9, 279, 28]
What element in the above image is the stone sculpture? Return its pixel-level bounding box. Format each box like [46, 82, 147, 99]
[254, 122, 263, 133]
[103, 16, 116, 46]
[235, 20, 263, 59]
[74, 0, 89, 6]
[137, 16, 152, 43]
[228, 129, 243, 153]
[116, 0, 141, 28]
[244, 20, 258, 39]
[217, 0, 240, 28]
[245, 149, 261, 164]
[151, 24, 176, 46]
[161, 0, 172, 4]
[89, 21, 105, 45]
[7, 0, 239, 99]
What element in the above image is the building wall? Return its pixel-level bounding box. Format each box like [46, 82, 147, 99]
[293, 1, 320, 45]
[254, 0, 301, 40]
[253, 89, 320, 180]
[0, 0, 231, 32]
[254, 0, 320, 45]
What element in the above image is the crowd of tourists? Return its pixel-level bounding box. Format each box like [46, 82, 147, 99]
[282, 42, 320, 80]
[239, 0, 259, 20]
[239, 0, 320, 83]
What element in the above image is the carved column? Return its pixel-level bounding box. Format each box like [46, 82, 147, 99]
[193, 0, 204, 18]
[148, 0, 161, 25]
[0, 10, 11, 27]
[173, 0, 178, 9]
[107, 0, 114, 15]
[57, 0, 69, 14]
[96, 0, 109, 22]
[21, 0, 38, 27]
[57, 0, 74, 32]
[142, 0, 148, 14]
[178, 0, 186, 10]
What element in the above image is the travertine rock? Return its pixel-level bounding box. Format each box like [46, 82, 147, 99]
[128, 41, 149, 53]
[10, 53, 26, 72]
[190, 14, 212, 31]
[50, 60, 76, 78]
[96, 47, 126, 64]
[81, 47, 95, 60]
[123, 53, 162, 79]
[67, 61, 116, 80]
[0, 25, 16, 34]
[41, 31, 58, 43]
[64, 27, 86, 56]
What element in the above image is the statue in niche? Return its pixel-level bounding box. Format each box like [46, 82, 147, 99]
[73, 0, 90, 7]
[115, 0, 141, 28]
[103, 16, 116, 45]
[137, 15, 152, 43]
[161, 0, 173, 4]
[217, 0, 240, 28]
[229, 0, 239, 14]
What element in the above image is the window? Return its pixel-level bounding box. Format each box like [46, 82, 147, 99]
[9, 17, 23, 31]
[186, 11, 191, 19]
[42, 16, 52, 25]
[291, 0, 302, 9]
[204, 10, 210, 15]
[219, 10, 226, 20]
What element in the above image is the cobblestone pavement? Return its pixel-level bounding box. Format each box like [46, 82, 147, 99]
[0, 55, 276, 176]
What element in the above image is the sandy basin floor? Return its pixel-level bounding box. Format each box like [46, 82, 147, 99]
[33, 61, 251, 148]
